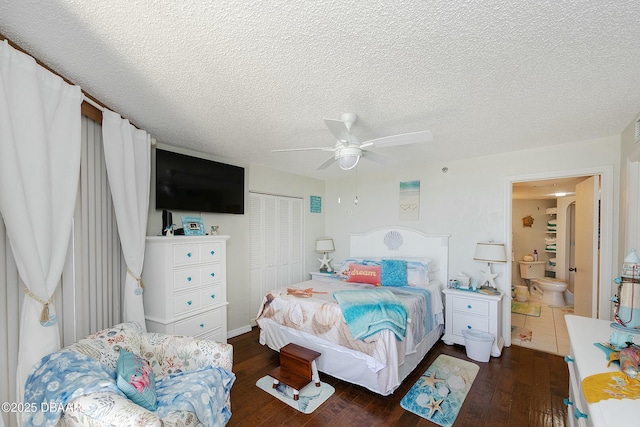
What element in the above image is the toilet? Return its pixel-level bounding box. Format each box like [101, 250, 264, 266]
[518, 261, 568, 307]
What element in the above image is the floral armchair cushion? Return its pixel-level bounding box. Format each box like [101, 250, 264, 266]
[141, 331, 233, 378]
[26, 321, 234, 427]
[67, 321, 145, 370]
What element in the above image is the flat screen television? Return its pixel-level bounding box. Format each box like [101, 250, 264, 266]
[156, 149, 245, 214]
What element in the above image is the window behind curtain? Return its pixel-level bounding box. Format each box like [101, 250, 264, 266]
[0, 114, 124, 427]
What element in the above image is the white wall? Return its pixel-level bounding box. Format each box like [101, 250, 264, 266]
[325, 135, 621, 302]
[146, 145, 324, 337]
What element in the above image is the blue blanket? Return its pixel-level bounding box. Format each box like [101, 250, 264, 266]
[24, 350, 234, 427]
[388, 286, 435, 336]
[333, 288, 408, 340]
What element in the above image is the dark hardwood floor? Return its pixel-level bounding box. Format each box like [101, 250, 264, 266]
[227, 327, 569, 427]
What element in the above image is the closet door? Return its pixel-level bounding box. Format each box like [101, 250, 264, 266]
[249, 192, 303, 322]
[278, 197, 303, 286]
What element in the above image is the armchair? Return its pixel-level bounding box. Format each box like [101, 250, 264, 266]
[24, 322, 234, 427]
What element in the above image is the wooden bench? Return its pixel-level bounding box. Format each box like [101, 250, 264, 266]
[268, 343, 321, 400]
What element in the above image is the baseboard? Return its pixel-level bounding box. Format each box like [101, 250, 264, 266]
[228, 324, 252, 339]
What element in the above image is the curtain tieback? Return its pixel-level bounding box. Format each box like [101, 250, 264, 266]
[127, 268, 145, 289]
[24, 287, 53, 323]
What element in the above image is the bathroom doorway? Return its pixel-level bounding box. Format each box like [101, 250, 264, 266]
[507, 173, 606, 354]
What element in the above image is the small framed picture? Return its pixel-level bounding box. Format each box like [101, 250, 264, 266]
[181, 216, 205, 236]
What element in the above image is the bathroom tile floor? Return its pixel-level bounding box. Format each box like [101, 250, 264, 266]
[511, 301, 574, 356]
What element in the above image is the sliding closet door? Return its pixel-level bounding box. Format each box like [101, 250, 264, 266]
[250, 192, 303, 323]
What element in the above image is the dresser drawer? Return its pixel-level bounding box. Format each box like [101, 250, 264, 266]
[452, 314, 489, 337]
[200, 242, 222, 262]
[452, 297, 490, 316]
[174, 309, 224, 336]
[200, 264, 222, 284]
[173, 244, 201, 265]
[200, 284, 224, 308]
[199, 328, 226, 343]
[173, 267, 201, 289]
[174, 290, 201, 315]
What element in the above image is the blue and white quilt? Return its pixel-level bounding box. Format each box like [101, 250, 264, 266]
[24, 350, 234, 427]
[333, 288, 408, 341]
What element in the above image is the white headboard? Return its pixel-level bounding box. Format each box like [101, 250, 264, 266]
[349, 227, 449, 285]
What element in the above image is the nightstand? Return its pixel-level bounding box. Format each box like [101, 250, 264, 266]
[442, 288, 504, 357]
[309, 271, 340, 281]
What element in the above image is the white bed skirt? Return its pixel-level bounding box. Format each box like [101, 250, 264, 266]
[258, 318, 443, 396]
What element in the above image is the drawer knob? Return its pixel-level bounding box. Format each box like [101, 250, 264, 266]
[210, 250, 215, 255]
[210, 294, 216, 299]
[573, 408, 587, 420]
[187, 276, 192, 282]
[187, 252, 192, 257]
[467, 304, 472, 309]
[563, 398, 573, 407]
[210, 272, 215, 277]
[187, 300, 192, 305]
[200, 323, 204, 328]
[564, 355, 574, 363]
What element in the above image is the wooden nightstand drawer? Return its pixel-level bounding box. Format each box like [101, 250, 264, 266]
[452, 314, 489, 336]
[452, 296, 489, 316]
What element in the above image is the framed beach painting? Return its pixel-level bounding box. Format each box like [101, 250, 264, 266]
[399, 180, 420, 221]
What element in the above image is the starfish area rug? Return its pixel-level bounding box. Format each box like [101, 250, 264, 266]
[256, 375, 334, 414]
[400, 354, 479, 427]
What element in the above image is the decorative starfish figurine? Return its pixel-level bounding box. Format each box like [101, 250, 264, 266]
[419, 374, 443, 390]
[479, 268, 499, 288]
[425, 395, 444, 418]
[318, 253, 333, 272]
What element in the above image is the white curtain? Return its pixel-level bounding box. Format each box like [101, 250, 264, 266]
[101, 110, 150, 329]
[0, 40, 81, 405]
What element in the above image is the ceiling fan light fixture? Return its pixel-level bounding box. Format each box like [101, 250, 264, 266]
[336, 147, 361, 170]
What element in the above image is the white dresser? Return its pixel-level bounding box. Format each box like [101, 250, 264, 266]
[142, 235, 229, 343]
[565, 315, 640, 427]
[441, 288, 504, 357]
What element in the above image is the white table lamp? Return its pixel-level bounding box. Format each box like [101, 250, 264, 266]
[474, 242, 507, 289]
[316, 238, 335, 272]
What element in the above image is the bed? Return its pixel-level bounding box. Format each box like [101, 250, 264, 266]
[256, 227, 449, 395]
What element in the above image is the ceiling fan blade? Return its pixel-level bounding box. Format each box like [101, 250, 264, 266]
[323, 118, 350, 142]
[272, 147, 335, 153]
[317, 155, 337, 170]
[361, 150, 395, 166]
[360, 130, 433, 149]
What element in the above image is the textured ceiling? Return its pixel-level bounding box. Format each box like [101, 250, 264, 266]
[1, 1, 639, 180]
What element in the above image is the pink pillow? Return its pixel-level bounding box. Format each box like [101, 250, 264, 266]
[346, 263, 381, 286]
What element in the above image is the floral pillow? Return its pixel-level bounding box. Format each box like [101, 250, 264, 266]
[116, 349, 157, 411]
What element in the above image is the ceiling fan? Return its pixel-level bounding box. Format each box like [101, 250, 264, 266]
[272, 112, 433, 170]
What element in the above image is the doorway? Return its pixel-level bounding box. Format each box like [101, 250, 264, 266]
[503, 166, 615, 353]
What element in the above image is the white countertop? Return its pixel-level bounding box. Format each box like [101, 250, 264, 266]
[565, 315, 640, 426]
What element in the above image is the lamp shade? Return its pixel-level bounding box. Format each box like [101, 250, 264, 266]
[315, 238, 335, 252]
[473, 242, 506, 263]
